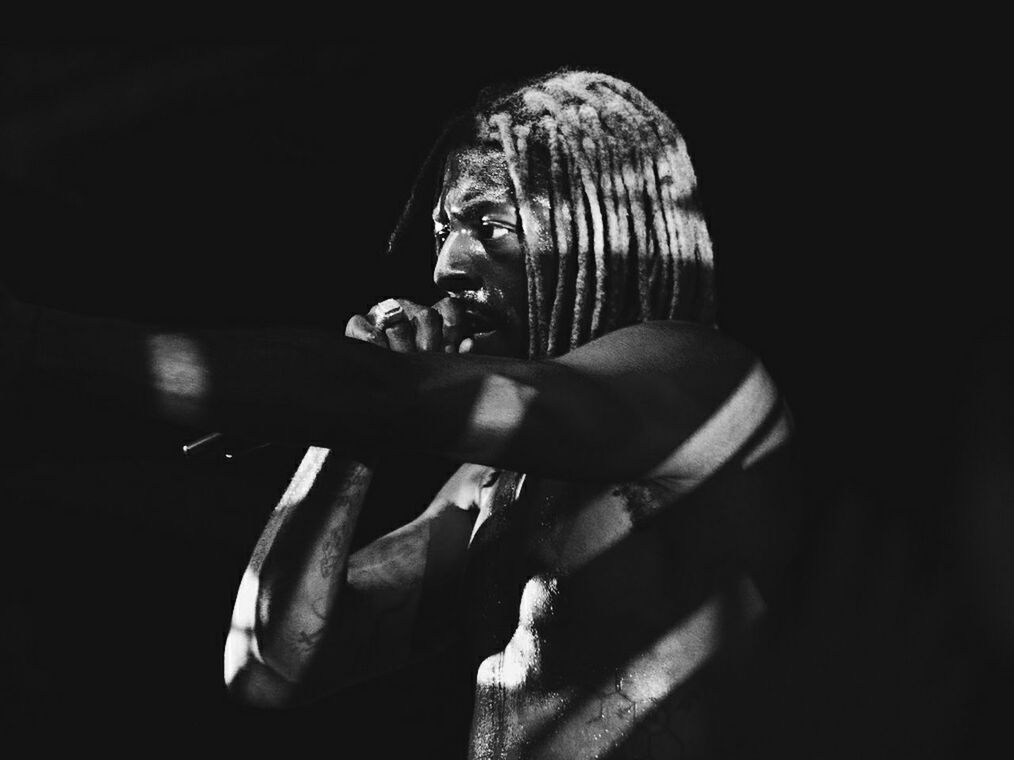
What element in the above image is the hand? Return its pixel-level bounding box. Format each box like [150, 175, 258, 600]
[345, 297, 472, 353]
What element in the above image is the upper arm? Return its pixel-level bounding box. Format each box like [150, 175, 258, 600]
[566, 322, 791, 483]
[58, 310, 781, 486]
[560, 322, 782, 473]
[419, 321, 786, 483]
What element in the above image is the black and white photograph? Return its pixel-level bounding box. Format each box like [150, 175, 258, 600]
[0, 39, 1006, 757]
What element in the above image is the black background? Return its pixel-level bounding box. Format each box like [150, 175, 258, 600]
[0, 40, 1007, 757]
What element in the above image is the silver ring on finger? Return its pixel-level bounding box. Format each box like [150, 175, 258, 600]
[372, 298, 408, 331]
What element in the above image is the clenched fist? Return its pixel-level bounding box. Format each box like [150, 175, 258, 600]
[345, 297, 473, 354]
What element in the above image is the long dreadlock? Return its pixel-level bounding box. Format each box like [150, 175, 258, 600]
[387, 69, 716, 359]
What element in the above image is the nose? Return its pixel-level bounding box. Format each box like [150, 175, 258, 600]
[433, 231, 483, 294]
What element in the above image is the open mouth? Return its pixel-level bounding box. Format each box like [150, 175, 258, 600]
[450, 303, 521, 356]
[462, 306, 506, 338]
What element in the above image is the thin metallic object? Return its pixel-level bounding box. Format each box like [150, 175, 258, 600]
[182, 431, 223, 455]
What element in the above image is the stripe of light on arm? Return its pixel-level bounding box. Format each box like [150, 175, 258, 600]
[146, 333, 211, 417]
[465, 373, 538, 459]
[647, 360, 783, 483]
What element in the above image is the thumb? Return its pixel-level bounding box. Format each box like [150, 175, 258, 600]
[432, 297, 467, 353]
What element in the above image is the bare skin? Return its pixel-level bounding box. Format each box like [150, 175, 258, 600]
[0, 145, 794, 756]
[223, 147, 797, 759]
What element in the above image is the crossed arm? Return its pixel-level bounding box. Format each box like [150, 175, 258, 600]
[224, 450, 489, 706]
[5, 298, 780, 707]
[18, 303, 761, 482]
[212, 314, 779, 707]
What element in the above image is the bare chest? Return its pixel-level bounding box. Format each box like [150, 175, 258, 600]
[461, 471, 767, 759]
[462, 473, 662, 653]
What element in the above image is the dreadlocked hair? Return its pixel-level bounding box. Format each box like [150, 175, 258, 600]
[387, 69, 716, 359]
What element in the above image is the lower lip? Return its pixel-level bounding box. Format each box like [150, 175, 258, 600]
[466, 329, 503, 353]
[465, 315, 499, 338]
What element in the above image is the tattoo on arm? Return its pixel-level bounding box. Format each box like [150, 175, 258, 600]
[294, 597, 331, 653]
[316, 460, 372, 578]
[583, 670, 697, 759]
[296, 628, 323, 652]
[319, 522, 347, 579]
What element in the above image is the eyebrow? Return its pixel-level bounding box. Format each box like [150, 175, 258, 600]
[432, 198, 516, 224]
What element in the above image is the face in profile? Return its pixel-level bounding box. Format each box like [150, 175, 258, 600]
[432, 145, 541, 359]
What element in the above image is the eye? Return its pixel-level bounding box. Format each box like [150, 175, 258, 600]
[433, 222, 450, 246]
[479, 219, 515, 242]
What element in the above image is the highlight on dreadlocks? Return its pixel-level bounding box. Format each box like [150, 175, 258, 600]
[387, 69, 716, 360]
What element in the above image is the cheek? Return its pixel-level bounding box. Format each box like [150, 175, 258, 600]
[501, 264, 529, 321]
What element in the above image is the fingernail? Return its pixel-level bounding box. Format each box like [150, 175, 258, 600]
[459, 338, 474, 354]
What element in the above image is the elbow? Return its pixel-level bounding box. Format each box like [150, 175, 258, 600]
[225, 566, 303, 708]
[225, 664, 301, 710]
[224, 567, 333, 709]
[224, 627, 300, 709]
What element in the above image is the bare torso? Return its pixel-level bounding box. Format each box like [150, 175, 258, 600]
[211, 314, 801, 753]
[461, 407, 795, 760]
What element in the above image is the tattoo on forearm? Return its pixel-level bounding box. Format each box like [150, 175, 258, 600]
[296, 628, 323, 652]
[294, 597, 330, 652]
[316, 462, 372, 579]
[319, 522, 347, 579]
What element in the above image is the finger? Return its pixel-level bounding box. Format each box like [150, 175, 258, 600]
[384, 320, 416, 352]
[432, 297, 467, 353]
[397, 300, 431, 322]
[412, 309, 443, 352]
[345, 315, 388, 348]
[368, 298, 424, 328]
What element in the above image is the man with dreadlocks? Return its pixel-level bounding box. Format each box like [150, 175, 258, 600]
[218, 70, 798, 758]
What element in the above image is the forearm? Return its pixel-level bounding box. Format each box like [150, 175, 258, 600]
[227, 449, 463, 705]
[226, 447, 373, 701]
[20, 302, 750, 480]
[22, 303, 635, 474]
[26, 303, 401, 442]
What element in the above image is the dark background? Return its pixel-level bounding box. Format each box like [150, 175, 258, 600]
[0, 40, 1008, 756]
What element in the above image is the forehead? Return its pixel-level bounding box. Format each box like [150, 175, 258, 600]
[436, 146, 513, 216]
